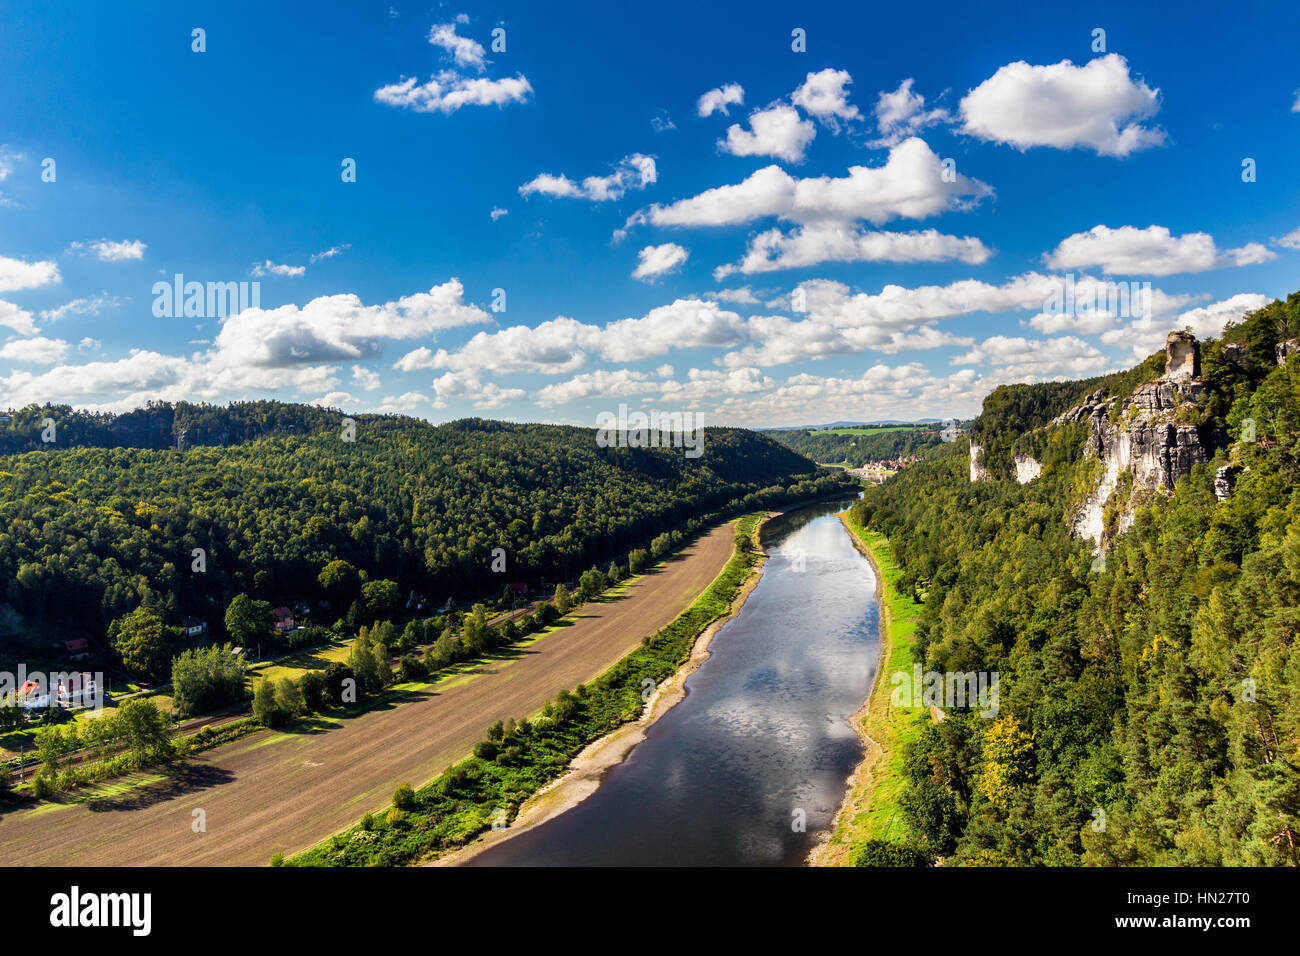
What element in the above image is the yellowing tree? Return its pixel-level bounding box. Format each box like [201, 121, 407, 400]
[978, 715, 1034, 813]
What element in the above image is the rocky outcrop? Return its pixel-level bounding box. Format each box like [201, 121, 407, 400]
[1065, 334, 1214, 546]
[1166, 330, 1200, 380]
[969, 442, 992, 481]
[1277, 338, 1300, 366]
[1214, 464, 1244, 501]
[1014, 454, 1042, 484]
[1223, 343, 1251, 370]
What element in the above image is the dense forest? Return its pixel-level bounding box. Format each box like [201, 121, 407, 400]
[764, 424, 948, 466]
[852, 291, 1300, 866]
[0, 404, 846, 673]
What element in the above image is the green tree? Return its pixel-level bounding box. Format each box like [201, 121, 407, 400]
[318, 559, 361, 606]
[223, 594, 273, 647]
[111, 606, 173, 680]
[553, 583, 572, 615]
[252, 678, 282, 726]
[170, 644, 247, 717]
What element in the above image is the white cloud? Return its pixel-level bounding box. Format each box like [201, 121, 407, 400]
[251, 260, 307, 278]
[351, 365, 381, 391]
[534, 368, 663, 406]
[213, 278, 490, 368]
[309, 391, 359, 409]
[1273, 226, 1300, 249]
[960, 54, 1164, 156]
[870, 79, 951, 147]
[39, 292, 122, 322]
[428, 19, 486, 71]
[626, 138, 991, 233]
[374, 72, 532, 114]
[371, 391, 429, 413]
[719, 105, 816, 162]
[715, 223, 991, 278]
[0, 336, 70, 364]
[1102, 292, 1273, 359]
[698, 83, 744, 118]
[709, 287, 762, 305]
[78, 239, 146, 262]
[0, 300, 38, 335]
[0, 254, 60, 292]
[633, 243, 689, 281]
[1293, 88, 1300, 113]
[490, 206, 509, 221]
[710, 364, 989, 428]
[431, 369, 524, 409]
[952, 335, 1111, 380]
[1046, 224, 1276, 275]
[791, 69, 861, 131]
[79, 337, 100, 351]
[520, 153, 657, 202]
[415, 299, 749, 375]
[309, 244, 350, 264]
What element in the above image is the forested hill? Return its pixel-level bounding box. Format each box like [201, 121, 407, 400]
[0, 404, 847, 656]
[763, 423, 948, 466]
[852, 290, 1300, 866]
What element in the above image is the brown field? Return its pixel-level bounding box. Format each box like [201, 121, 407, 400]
[0, 522, 737, 866]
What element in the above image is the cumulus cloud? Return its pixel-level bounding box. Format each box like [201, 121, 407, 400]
[374, 72, 533, 113]
[431, 369, 525, 409]
[625, 138, 991, 237]
[1102, 292, 1273, 359]
[1045, 224, 1276, 275]
[73, 239, 146, 262]
[0, 300, 38, 335]
[714, 223, 991, 278]
[719, 105, 816, 162]
[212, 278, 491, 368]
[0, 335, 70, 364]
[0, 254, 60, 292]
[1272, 225, 1300, 249]
[351, 365, 381, 391]
[490, 206, 509, 221]
[251, 260, 306, 278]
[409, 299, 749, 375]
[371, 391, 429, 413]
[697, 83, 744, 117]
[520, 153, 657, 202]
[870, 79, 951, 147]
[791, 69, 861, 131]
[952, 335, 1111, 380]
[428, 19, 487, 71]
[633, 243, 689, 281]
[960, 54, 1164, 156]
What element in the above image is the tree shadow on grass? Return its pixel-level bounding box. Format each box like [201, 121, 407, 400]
[77, 762, 238, 813]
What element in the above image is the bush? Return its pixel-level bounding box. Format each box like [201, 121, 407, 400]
[252, 679, 282, 726]
[299, 671, 327, 712]
[848, 840, 934, 867]
[392, 783, 415, 810]
[474, 740, 499, 760]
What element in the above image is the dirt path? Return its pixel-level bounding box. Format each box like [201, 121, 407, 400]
[0, 523, 737, 867]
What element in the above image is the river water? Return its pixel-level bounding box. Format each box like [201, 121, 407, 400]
[468, 497, 879, 866]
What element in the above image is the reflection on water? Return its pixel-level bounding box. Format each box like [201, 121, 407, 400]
[469, 497, 878, 866]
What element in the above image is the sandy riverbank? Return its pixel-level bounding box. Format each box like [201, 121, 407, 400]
[806, 510, 892, 867]
[430, 514, 775, 867]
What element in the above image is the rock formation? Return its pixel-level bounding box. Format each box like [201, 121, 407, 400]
[1014, 454, 1042, 484]
[1063, 332, 1213, 546]
[969, 442, 992, 481]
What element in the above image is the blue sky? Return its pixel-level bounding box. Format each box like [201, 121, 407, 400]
[1, 0, 1298, 426]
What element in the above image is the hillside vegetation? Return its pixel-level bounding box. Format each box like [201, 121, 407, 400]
[850, 291, 1300, 866]
[0, 404, 845, 674]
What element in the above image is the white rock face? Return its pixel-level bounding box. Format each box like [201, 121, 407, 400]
[969, 442, 992, 481]
[1014, 454, 1042, 484]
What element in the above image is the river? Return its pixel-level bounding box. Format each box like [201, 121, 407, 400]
[468, 496, 879, 866]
